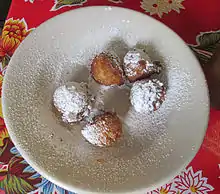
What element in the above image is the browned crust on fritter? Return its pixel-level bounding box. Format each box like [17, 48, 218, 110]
[91, 53, 124, 86]
[92, 112, 122, 146]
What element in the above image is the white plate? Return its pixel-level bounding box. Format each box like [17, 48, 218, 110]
[2, 6, 209, 194]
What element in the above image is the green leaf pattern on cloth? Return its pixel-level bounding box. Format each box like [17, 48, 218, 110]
[0, 147, 42, 194]
[0, 55, 10, 71]
[189, 31, 220, 65]
[0, 175, 34, 194]
[51, 0, 87, 11]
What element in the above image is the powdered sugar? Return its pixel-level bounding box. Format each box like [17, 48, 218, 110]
[82, 122, 104, 147]
[130, 79, 165, 112]
[82, 112, 122, 147]
[84, 108, 104, 123]
[53, 82, 90, 123]
[124, 49, 151, 66]
[123, 49, 162, 78]
[123, 49, 151, 76]
[104, 50, 122, 69]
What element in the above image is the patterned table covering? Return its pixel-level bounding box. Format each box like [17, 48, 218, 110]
[0, 0, 220, 193]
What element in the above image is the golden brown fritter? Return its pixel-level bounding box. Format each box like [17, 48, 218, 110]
[82, 112, 122, 147]
[123, 49, 161, 82]
[91, 53, 124, 86]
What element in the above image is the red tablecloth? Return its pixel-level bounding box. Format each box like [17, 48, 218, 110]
[0, 0, 220, 193]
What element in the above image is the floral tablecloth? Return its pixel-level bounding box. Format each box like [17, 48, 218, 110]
[0, 0, 220, 193]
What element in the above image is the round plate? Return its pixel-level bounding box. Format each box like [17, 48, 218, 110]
[2, 6, 209, 194]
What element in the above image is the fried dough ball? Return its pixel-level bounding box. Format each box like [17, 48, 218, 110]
[130, 79, 166, 112]
[81, 111, 122, 147]
[123, 49, 162, 82]
[91, 52, 124, 86]
[53, 82, 90, 123]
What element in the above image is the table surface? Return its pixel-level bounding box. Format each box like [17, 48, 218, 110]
[0, 0, 220, 194]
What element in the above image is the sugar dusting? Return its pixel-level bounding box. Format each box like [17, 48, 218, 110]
[3, 23, 205, 193]
[130, 79, 165, 113]
[42, 44, 192, 188]
[124, 49, 151, 65]
[53, 82, 90, 123]
[123, 49, 162, 78]
[81, 123, 103, 147]
[124, 49, 151, 77]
